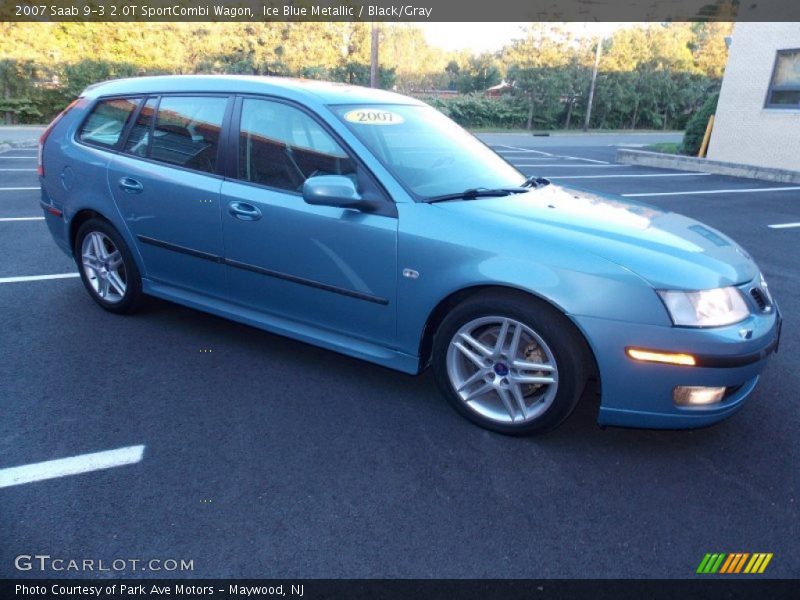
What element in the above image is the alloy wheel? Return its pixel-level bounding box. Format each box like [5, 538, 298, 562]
[81, 231, 127, 303]
[445, 316, 559, 424]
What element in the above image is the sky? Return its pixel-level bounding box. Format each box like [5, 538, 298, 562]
[414, 22, 633, 54]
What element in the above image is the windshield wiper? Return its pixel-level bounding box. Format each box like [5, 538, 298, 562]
[425, 178, 551, 204]
[425, 187, 528, 204]
[522, 176, 551, 188]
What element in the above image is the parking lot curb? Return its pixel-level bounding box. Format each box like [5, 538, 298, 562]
[616, 148, 800, 185]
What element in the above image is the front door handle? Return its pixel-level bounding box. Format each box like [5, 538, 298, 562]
[228, 201, 262, 221]
[118, 177, 144, 194]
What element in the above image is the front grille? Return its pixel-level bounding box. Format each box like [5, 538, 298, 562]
[750, 287, 771, 312]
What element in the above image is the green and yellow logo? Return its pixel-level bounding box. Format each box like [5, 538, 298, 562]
[697, 553, 773, 574]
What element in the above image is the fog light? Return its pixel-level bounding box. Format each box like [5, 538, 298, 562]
[673, 386, 726, 406]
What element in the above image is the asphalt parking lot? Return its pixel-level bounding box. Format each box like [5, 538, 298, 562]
[1, 134, 798, 579]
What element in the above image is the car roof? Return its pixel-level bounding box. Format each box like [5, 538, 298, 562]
[81, 74, 424, 107]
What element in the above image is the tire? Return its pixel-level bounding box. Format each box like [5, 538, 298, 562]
[74, 218, 143, 314]
[432, 290, 590, 435]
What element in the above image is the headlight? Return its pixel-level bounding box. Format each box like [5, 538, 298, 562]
[658, 287, 750, 327]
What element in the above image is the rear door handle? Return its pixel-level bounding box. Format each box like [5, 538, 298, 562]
[118, 177, 144, 194]
[228, 201, 262, 221]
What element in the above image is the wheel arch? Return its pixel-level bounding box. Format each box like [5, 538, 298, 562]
[68, 207, 145, 277]
[418, 284, 600, 385]
[69, 209, 105, 255]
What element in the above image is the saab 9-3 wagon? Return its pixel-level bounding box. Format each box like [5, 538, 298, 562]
[38, 75, 780, 434]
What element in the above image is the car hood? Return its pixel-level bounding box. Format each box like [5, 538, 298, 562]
[433, 184, 758, 290]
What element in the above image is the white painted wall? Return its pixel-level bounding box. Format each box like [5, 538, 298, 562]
[707, 22, 800, 173]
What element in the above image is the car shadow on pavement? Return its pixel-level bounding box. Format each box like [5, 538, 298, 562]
[137, 294, 745, 455]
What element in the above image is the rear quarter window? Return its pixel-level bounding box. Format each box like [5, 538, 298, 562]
[78, 98, 139, 148]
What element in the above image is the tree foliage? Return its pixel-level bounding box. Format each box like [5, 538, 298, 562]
[682, 92, 720, 156]
[427, 94, 529, 129]
[0, 21, 732, 131]
[456, 54, 502, 93]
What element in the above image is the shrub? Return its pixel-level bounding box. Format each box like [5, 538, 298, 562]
[682, 92, 719, 156]
[422, 94, 529, 129]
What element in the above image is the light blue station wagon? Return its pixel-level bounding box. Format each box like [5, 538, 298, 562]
[38, 75, 780, 434]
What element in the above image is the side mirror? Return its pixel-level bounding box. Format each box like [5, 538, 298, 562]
[302, 175, 376, 212]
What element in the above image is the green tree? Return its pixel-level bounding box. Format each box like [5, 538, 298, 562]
[445, 60, 460, 91]
[0, 21, 732, 128]
[457, 54, 501, 93]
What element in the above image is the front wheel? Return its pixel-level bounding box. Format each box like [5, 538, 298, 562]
[74, 218, 143, 314]
[432, 291, 590, 435]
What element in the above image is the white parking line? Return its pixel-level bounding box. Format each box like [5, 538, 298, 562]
[507, 157, 605, 163]
[0, 156, 37, 159]
[497, 150, 556, 156]
[558, 156, 610, 164]
[494, 145, 555, 156]
[623, 186, 800, 198]
[0, 169, 37, 172]
[0, 273, 79, 284]
[495, 148, 610, 164]
[0, 216, 44, 221]
[549, 173, 712, 180]
[0, 445, 145, 488]
[0, 187, 39, 191]
[516, 164, 628, 168]
[768, 222, 800, 229]
[501, 157, 561, 161]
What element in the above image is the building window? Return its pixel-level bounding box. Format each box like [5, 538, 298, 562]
[766, 49, 800, 109]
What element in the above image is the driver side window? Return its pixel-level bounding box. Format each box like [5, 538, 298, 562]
[238, 98, 355, 193]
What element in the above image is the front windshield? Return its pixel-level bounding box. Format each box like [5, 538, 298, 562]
[331, 104, 526, 199]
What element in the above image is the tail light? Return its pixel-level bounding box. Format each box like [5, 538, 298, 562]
[38, 98, 81, 177]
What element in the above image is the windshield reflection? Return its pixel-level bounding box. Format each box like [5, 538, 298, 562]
[333, 104, 526, 200]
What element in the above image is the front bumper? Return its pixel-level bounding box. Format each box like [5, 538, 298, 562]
[574, 304, 781, 429]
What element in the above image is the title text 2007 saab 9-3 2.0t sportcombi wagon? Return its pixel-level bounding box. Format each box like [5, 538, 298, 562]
[39, 75, 781, 435]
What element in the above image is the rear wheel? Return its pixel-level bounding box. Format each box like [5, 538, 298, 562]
[74, 218, 143, 314]
[432, 291, 589, 435]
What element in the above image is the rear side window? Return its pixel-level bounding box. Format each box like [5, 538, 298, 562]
[148, 96, 228, 173]
[238, 98, 354, 192]
[78, 98, 139, 148]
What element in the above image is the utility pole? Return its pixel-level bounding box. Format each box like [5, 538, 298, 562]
[370, 23, 379, 88]
[583, 36, 603, 132]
